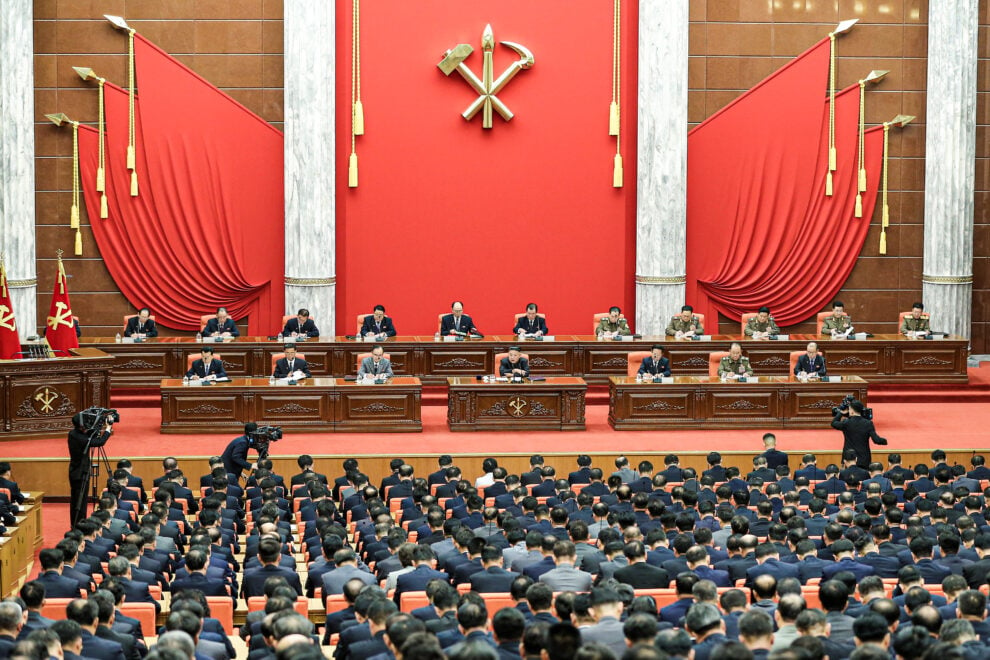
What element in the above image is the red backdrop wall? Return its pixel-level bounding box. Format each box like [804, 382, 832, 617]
[334, 1, 639, 336]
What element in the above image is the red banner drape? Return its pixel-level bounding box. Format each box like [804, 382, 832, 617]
[45, 264, 78, 355]
[78, 35, 284, 333]
[0, 267, 20, 359]
[686, 39, 883, 327]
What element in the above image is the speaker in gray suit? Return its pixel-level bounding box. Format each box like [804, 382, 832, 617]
[358, 345, 393, 378]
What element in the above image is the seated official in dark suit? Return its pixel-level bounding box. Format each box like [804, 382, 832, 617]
[794, 342, 826, 379]
[185, 346, 228, 380]
[202, 307, 239, 337]
[124, 308, 158, 338]
[499, 347, 530, 378]
[513, 303, 547, 336]
[358, 345, 393, 378]
[272, 345, 311, 379]
[638, 345, 671, 378]
[440, 301, 478, 336]
[361, 305, 397, 338]
[282, 308, 319, 338]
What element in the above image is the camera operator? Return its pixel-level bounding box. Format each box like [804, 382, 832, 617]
[221, 422, 259, 481]
[68, 412, 113, 526]
[831, 398, 886, 469]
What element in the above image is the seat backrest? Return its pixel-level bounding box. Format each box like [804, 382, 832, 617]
[399, 591, 430, 613]
[740, 312, 758, 334]
[122, 314, 156, 332]
[247, 596, 266, 612]
[693, 312, 706, 328]
[206, 596, 234, 634]
[356, 352, 392, 371]
[626, 351, 651, 377]
[271, 352, 306, 372]
[200, 314, 215, 330]
[357, 314, 369, 333]
[593, 312, 625, 334]
[494, 352, 530, 376]
[119, 602, 156, 638]
[708, 352, 730, 378]
[40, 598, 74, 621]
[187, 353, 221, 370]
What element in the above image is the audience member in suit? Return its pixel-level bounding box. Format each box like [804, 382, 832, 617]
[967, 455, 990, 481]
[282, 308, 320, 338]
[759, 433, 789, 470]
[580, 587, 630, 657]
[290, 455, 328, 487]
[89, 591, 144, 660]
[440, 302, 478, 336]
[613, 541, 670, 589]
[106, 557, 160, 615]
[686, 546, 732, 587]
[170, 549, 230, 599]
[795, 454, 827, 480]
[272, 344, 311, 379]
[538, 542, 593, 592]
[124, 308, 158, 338]
[567, 456, 593, 485]
[36, 549, 85, 598]
[185, 346, 228, 380]
[240, 538, 303, 598]
[469, 547, 517, 593]
[821, 540, 876, 581]
[659, 455, 686, 483]
[394, 546, 450, 605]
[65, 598, 126, 660]
[746, 543, 800, 585]
[201, 307, 239, 337]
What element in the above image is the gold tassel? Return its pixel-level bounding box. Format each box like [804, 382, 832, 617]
[127, 144, 135, 170]
[613, 154, 623, 188]
[70, 205, 80, 229]
[100, 193, 108, 219]
[855, 193, 863, 218]
[609, 102, 620, 136]
[826, 171, 833, 196]
[352, 101, 365, 136]
[130, 170, 138, 196]
[879, 229, 887, 255]
[348, 152, 359, 188]
[74, 229, 82, 256]
[96, 166, 105, 193]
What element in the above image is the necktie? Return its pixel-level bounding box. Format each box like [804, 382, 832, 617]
[288, 360, 294, 372]
[455, 317, 460, 330]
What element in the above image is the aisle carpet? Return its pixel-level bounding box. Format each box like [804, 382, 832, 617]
[3, 401, 988, 460]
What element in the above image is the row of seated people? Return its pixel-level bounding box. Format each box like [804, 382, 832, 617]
[17, 445, 990, 660]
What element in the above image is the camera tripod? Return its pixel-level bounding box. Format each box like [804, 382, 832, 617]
[71, 434, 113, 522]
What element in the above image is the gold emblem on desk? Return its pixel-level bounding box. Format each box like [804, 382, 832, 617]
[508, 396, 528, 417]
[16, 386, 74, 418]
[438, 24, 534, 129]
[35, 388, 58, 413]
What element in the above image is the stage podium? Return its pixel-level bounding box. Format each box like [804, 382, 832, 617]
[0, 346, 114, 440]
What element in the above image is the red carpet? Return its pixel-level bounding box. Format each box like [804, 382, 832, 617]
[3, 399, 989, 459]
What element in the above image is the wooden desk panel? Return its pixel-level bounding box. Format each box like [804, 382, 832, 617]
[608, 376, 868, 430]
[81, 334, 968, 388]
[447, 377, 587, 431]
[160, 377, 422, 433]
[0, 348, 114, 440]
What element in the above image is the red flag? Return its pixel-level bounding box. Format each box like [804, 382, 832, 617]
[45, 257, 79, 355]
[0, 263, 19, 360]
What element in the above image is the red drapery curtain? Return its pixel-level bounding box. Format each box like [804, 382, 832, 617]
[686, 39, 883, 327]
[78, 35, 284, 333]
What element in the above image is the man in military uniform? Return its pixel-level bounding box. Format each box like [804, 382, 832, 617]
[718, 343, 753, 380]
[901, 302, 931, 337]
[666, 305, 704, 338]
[821, 301, 853, 336]
[744, 306, 780, 339]
[596, 306, 631, 338]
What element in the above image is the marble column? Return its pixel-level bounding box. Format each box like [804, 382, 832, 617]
[283, 2, 335, 332]
[635, 0, 689, 336]
[0, 0, 37, 340]
[921, 0, 978, 340]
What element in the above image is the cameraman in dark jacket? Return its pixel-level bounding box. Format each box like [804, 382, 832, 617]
[68, 412, 113, 526]
[831, 399, 886, 468]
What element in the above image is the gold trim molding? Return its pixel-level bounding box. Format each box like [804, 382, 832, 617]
[285, 277, 336, 286]
[5, 278, 37, 288]
[921, 274, 972, 285]
[635, 274, 686, 285]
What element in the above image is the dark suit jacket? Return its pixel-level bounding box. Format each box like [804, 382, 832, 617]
[638, 356, 671, 377]
[469, 566, 515, 592]
[761, 449, 789, 470]
[185, 358, 228, 379]
[272, 357, 311, 378]
[202, 317, 239, 337]
[96, 625, 142, 660]
[36, 570, 83, 598]
[394, 565, 450, 603]
[440, 313, 475, 335]
[613, 562, 670, 589]
[171, 572, 230, 598]
[282, 317, 320, 338]
[513, 316, 548, 335]
[360, 315, 396, 337]
[499, 357, 530, 377]
[124, 317, 158, 337]
[242, 564, 302, 598]
[794, 353, 826, 377]
[80, 629, 125, 660]
[221, 436, 253, 476]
